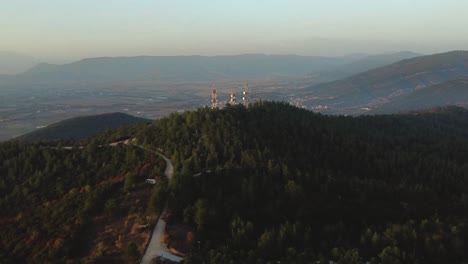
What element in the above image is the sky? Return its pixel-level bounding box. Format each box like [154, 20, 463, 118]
[2, 0, 468, 63]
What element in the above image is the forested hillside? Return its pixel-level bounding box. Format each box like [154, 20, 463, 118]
[97, 102, 468, 263]
[16, 112, 150, 142]
[3, 102, 468, 263]
[0, 141, 166, 263]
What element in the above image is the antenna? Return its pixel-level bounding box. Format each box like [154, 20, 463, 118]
[229, 90, 236, 105]
[211, 85, 218, 109]
[242, 81, 249, 108]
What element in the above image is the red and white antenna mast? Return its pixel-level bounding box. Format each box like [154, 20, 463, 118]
[242, 81, 249, 108]
[211, 85, 218, 109]
[229, 90, 236, 105]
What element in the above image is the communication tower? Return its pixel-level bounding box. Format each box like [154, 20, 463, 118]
[229, 91, 236, 105]
[242, 81, 249, 108]
[211, 86, 218, 109]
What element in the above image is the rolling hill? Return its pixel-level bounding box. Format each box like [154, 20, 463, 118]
[15, 112, 150, 142]
[314, 51, 422, 81]
[299, 50, 468, 113]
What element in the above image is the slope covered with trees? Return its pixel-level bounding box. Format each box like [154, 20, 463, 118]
[3, 102, 468, 263]
[100, 102, 468, 264]
[0, 141, 166, 263]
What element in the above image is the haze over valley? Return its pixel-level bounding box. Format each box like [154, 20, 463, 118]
[3, 50, 468, 140]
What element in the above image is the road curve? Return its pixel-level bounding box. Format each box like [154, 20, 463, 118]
[54, 142, 183, 262]
[138, 145, 183, 264]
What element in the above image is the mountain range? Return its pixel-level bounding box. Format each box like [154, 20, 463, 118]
[4, 50, 468, 120]
[1, 52, 420, 84]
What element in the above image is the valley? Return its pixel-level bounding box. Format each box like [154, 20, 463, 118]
[0, 52, 425, 141]
[0, 77, 313, 141]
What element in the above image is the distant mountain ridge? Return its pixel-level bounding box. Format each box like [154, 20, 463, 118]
[15, 112, 150, 142]
[314, 51, 422, 81]
[0, 51, 41, 75]
[299, 50, 468, 113]
[20, 54, 354, 82]
[10, 52, 422, 84]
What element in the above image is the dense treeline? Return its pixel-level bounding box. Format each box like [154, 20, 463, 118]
[0, 141, 164, 263]
[102, 102, 468, 263]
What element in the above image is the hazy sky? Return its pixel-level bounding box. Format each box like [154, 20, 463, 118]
[2, 0, 468, 62]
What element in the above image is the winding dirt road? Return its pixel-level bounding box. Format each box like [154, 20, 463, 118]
[55, 141, 183, 262]
[138, 145, 183, 263]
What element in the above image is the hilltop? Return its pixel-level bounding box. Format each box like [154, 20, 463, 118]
[98, 102, 468, 263]
[15, 112, 150, 142]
